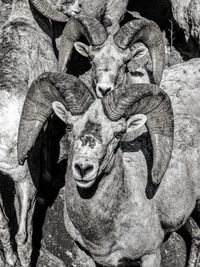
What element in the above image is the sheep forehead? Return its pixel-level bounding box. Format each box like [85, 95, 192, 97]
[73, 100, 125, 141]
[90, 37, 130, 66]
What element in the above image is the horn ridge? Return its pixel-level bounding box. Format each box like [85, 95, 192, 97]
[103, 83, 174, 185]
[30, 0, 69, 22]
[43, 72, 95, 114]
[114, 18, 165, 85]
[75, 15, 108, 46]
[114, 19, 162, 49]
[18, 72, 94, 165]
[59, 16, 107, 72]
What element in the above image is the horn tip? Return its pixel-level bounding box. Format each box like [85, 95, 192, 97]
[151, 168, 163, 185]
[18, 154, 28, 166]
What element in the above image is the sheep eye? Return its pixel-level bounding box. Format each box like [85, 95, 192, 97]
[91, 61, 96, 68]
[66, 123, 73, 132]
[130, 71, 144, 77]
[119, 63, 125, 70]
[114, 131, 125, 139]
[89, 54, 94, 60]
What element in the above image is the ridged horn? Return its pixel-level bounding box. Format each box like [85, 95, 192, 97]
[59, 15, 108, 72]
[103, 83, 174, 185]
[18, 72, 94, 165]
[30, 0, 69, 22]
[113, 18, 165, 86]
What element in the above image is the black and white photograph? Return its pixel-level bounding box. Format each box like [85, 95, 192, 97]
[0, 0, 200, 266]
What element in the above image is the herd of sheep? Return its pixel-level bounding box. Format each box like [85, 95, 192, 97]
[0, 0, 199, 266]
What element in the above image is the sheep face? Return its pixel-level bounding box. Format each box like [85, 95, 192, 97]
[55, 0, 82, 16]
[53, 99, 125, 188]
[52, 99, 146, 189]
[74, 38, 148, 98]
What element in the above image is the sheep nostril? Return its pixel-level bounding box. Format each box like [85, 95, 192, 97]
[98, 86, 111, 97]
[83, 164, 94, 176]
[98, 86, 105, 97]
[74, 163, 94, 178]
[104, 87, 111, 95]
[74, 163, 83, 177]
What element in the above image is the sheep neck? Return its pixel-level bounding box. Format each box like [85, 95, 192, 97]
[65, 149, 126, 245]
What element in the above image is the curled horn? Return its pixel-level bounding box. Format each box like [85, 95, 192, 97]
[103, 84, 174, 185]
[113, 18, 165, 85]
[59, 15, 108, 72]
[30, 0, 69, 22]
[18, 72, 94, 165]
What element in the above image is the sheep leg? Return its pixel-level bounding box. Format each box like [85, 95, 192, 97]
[141, 249, 161, 267]
[184, 217, 200, 267]
[0, 198, 17, 266]
[15, 178, 36, 267]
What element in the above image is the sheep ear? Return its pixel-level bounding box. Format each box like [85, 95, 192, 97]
[127, 114, 147, 132]
[130, 43, 148, 60]
[74, 42, 89, 57]
[52, 101, 67, 122]
[52, 101, 76, 125]
[127, 44, 149, 73]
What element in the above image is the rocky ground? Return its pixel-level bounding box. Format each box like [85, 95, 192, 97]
[0, 0, 199, 266]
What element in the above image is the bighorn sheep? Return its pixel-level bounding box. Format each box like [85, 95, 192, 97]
[18, 71, 173, 265]
[52, 0, 128, 29]
[0, 0, 58, 265]
[29, 0, 128, 27]
[18, 64, 200, 266]
[58, 16, 165, 98]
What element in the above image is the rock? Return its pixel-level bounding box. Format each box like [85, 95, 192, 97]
[161, 58, 200, 117]
[169, 0, 200, 56]
[37, 247, 66, 267]
[161, 233, 186, 267]
[0, 0, 12, 28]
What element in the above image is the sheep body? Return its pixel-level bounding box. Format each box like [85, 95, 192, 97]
[59, 60, 200, 266]
[62, 110, 197, 266]
[64, 148, 164, 266]
[51, 0, 128, 30]
[0, 0, 57, 265]
[17, 60, 199, 265]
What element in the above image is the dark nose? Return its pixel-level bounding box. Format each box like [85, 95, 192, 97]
[98, 86, 111, 97]
[74, 162, 94, 178]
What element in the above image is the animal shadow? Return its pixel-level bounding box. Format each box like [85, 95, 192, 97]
[30, 116, 68, 266]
